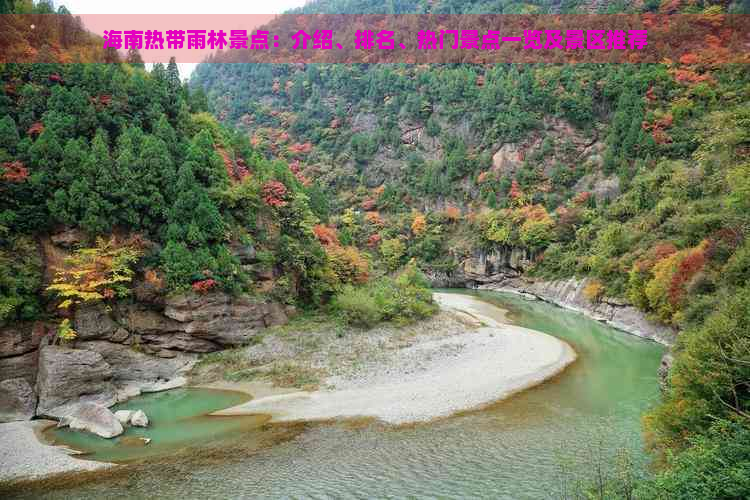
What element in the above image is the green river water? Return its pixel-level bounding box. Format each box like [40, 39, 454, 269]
[26, 290, 664, 499]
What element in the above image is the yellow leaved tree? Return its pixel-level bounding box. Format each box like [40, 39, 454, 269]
[46, 237, 142, 342]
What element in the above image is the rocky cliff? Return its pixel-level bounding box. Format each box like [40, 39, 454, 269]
[0, 233, 290, 423]
[427, 247, 676, 346]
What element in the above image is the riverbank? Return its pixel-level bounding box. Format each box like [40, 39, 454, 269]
[211, 292, 576, 424]
[471, 278, 676, 346]
[0, 292, 575, 483]
[0, 420, 113, 482]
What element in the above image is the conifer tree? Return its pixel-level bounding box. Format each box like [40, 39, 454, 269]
[166, 162, 224, 245]
[137, 134, 174, 230]
[0, 115, 19, 153]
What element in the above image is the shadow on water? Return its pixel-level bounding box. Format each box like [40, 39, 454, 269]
[4, 290, 665, 500]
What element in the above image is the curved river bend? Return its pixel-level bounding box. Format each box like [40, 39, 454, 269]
[27, 290, 664, 499]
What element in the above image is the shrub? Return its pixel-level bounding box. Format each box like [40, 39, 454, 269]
[312, 224, 339, 246]
[481, 210, 514, 245]
[324, 245, 369, 284]
[645, 286, 750, 451]
[380, 237, 406, 271]
[724, 239, 750, 288]
[639, 421, 750, 499]
[330, 284, 383, 328]
[46, 236, 141, 311]
[331, 264, 436, 328]
[583, 280, 606, 303]
[411, 213, 426, 236]
[56, 318, 77, 343]
[192, 278, 217, 294]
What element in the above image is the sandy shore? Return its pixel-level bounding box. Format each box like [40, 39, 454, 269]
[213, 292, 577, 424]
[0, 420, 113, 483]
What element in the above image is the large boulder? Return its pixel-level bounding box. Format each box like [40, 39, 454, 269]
[58, 402, 123, 438]
[130, 409, 149, 427]
[114, 410, 133, 426]
[35, 345, 116, 418]
[113, 409, 149, 427]
[0, 378, 36, 422]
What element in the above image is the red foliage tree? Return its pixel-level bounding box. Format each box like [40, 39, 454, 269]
[313, 224, 339, 246]
[289, 160, 310, 186]
[192, 279, 217, 294]
[668, 243, 707, 306]
[360, 198, 376, 211]
[367, 233, 382, 247]
[509, 179, 524, 204]
[261, 181, 288, 207]
[1, 161, 29, 183]
[572, 191, 591, 206]
[27, 122, 44, 137]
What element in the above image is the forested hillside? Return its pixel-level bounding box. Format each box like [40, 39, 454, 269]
[0, 0, 749, 495]
[192, 0, 750, 495]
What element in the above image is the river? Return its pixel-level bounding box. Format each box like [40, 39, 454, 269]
[20, 290, 664, 499]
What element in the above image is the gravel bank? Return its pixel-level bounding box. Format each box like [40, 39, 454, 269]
[213, 292, 577, 424]
[0, 420, 113, 483]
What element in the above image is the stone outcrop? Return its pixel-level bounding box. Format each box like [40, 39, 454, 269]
[425, 247, 535, 288]
[57, 402, 124, 439]
[164, 293, 288, 346]
[480, 277, 676, 345]
[73, 304, 121, 340]
[0, 322, 47, 398]
[3, 291, 288, 421]
[574, 171, 621, 203]
[0, 322, 47, 358]
[0, 350, 39, 386]
[0, 230, 290, 423]
[0, 377, 36, 422]
[35, 345, 117, 418]
[427, 247, 676, 346]
[78, 341, 195, 384]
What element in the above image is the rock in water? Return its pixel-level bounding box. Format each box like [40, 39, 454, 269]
[130, 409, 149, 427]
[114, 410, 133, 426]
[58, 402, 124, 438]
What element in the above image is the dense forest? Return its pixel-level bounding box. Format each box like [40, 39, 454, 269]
[191, 0, 750, 496]
[0, 0, 749, 496]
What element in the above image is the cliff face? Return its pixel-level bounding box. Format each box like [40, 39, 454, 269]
[427, 247, 676, 346]
[483, 277, 677, 346]
[0, 235, 290, 423]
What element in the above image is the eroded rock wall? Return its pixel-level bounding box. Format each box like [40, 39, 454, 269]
[0, 235, 290, 423]
[428, 248, 676, 346]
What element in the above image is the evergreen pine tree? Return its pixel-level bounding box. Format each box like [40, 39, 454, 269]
[0, 114, 19, 153]
[166, 162, 224, 245]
